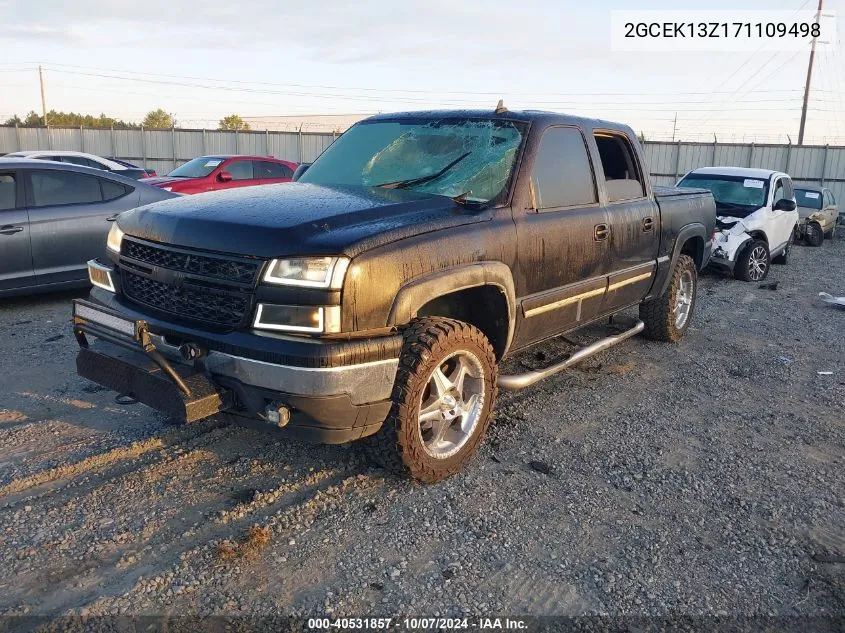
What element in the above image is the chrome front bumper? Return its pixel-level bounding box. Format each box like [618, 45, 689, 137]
[150, 334, 399, 406]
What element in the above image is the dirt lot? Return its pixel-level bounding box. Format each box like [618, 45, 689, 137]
[0, 240, 843, 622]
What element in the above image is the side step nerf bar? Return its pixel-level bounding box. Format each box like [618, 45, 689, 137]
[497, 320, 645, 391]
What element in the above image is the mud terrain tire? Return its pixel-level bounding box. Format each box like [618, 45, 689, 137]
[363, 317, 498, 483]
[639, 254, 697, 343]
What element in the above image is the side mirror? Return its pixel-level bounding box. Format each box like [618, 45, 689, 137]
[217, 171, 233, 183]
[292, 163, 311, 182]
[774, 198, 796, 212]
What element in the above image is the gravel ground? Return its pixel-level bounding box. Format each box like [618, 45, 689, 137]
[0, 238, 843, 622]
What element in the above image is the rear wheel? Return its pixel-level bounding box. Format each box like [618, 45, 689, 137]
[735, 240, 770, 282]
[363, 317, 498, 483]
[805, 222, 824, 247]
[639, 254, 697, 343]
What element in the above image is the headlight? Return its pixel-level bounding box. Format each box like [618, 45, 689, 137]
[162, 187, 173, 192]
[262, 256, 349, 289]
[106, 223, 124, 253]
[253, 304, 341, 334]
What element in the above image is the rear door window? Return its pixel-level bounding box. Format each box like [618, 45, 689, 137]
[259, 161, 293, 179]
[593, 132, 646, 202]
[29, 170, 103, 207]
[100, 179, 132, 201]
[0, 174, 16, 210]
[530, 127, 596, 209]
[224, 160, 254, 180]
[61, 156, 104, 169]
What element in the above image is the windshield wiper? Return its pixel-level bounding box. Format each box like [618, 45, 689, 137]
[376, 152, 472, 190]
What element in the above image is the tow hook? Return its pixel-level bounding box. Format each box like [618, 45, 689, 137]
[179, 342, 205, 361]
[264, 403, 291, 427]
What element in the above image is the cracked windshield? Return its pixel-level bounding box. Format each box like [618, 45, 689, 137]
[300, 118, 525, 203]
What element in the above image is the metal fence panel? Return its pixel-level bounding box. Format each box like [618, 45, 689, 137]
[0, 127, 18, 152]
[751, 145, 788, 172]
[174, 130, 205, 163]
[790, 146, 826, 180]
[81, 128, 112, 157]
[267, 132, 300, 161]
[112, 129, 144, 163]
[203, 131, 237, 157]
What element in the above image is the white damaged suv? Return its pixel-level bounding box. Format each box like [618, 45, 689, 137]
[677, 167, 799, 282]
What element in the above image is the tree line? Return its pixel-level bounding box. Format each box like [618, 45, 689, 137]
[3, 109, 251, 131]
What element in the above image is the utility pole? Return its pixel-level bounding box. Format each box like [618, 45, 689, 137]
[38, 65, 48, 126]
[671, 112, 677, 142]
[798, 0, 823, 145]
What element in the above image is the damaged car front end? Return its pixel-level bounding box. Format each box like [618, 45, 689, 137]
[709, 216, 754, 273]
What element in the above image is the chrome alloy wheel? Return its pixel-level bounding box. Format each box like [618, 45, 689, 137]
[674, 269, 694, 329]
[747, 245, 768, 281]
[417, 350, 485, 459]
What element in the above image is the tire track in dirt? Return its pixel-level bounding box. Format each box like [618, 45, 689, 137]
[28, 467, 371, 615]
[0, 417, 230, 502]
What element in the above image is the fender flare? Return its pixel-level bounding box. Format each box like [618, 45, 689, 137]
[656, 222, 709, 297]
[387, 261, 517, 356]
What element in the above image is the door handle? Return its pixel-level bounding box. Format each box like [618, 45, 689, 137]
[642, 217, 654, 232]
[106, 215, 119, 222]
[594, 223, 610, 241]
[0, 225, 23, 235]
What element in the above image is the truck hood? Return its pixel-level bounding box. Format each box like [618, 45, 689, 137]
[116, 182, 485, 258]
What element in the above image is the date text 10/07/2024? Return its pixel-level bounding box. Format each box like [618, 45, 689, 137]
[306, 618, 528, 630]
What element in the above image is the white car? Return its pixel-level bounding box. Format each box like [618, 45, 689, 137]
[2, 150, 136, 175]
[677, 167, 799, 282]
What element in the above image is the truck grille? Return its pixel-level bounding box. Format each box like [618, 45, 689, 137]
[122, 239, 258, 284]
[119, 238, 258, 328]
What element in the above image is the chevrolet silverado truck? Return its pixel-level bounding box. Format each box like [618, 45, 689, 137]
[677, 167, 799, 282]
[72, 108, 716, 482]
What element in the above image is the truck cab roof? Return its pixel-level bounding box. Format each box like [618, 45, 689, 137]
[362, 109, 637, 136]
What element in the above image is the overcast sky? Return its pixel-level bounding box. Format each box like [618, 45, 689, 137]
[1, 0, 843, 142]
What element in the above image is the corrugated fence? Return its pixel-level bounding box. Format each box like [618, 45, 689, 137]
[644, 141, 845, 204]
[1, 126, 843, 202]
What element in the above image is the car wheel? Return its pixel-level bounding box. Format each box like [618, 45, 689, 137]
[772, 228, 795, 264]
[639, 254, 697, 343]
[805, 222, 824, 247]
[735, 240, 770, 282]
[363, 317, 498, 483]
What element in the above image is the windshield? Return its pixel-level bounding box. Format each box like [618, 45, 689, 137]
[168, 157, 225, 178]
[678, 173, 769, 217]
[299, 118, 527, 204]
[795, 188, 823, 209]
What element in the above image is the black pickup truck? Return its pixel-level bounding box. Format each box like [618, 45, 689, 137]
[73, 108, 716, 482]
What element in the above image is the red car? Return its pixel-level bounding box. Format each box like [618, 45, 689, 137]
[142, 155, 297, 195]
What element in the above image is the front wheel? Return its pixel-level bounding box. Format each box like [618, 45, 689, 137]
[363, 317, 498, 483]
[805, 222, 824, 247]
[639, 254, 697, 343]
[735, 240, 770, 282]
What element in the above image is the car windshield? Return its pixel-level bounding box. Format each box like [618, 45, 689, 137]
[168, 157, 225, 178]
[299, 117, 527, 204]
[795, 188, 823, 210]
[677, 173, 769, 217]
